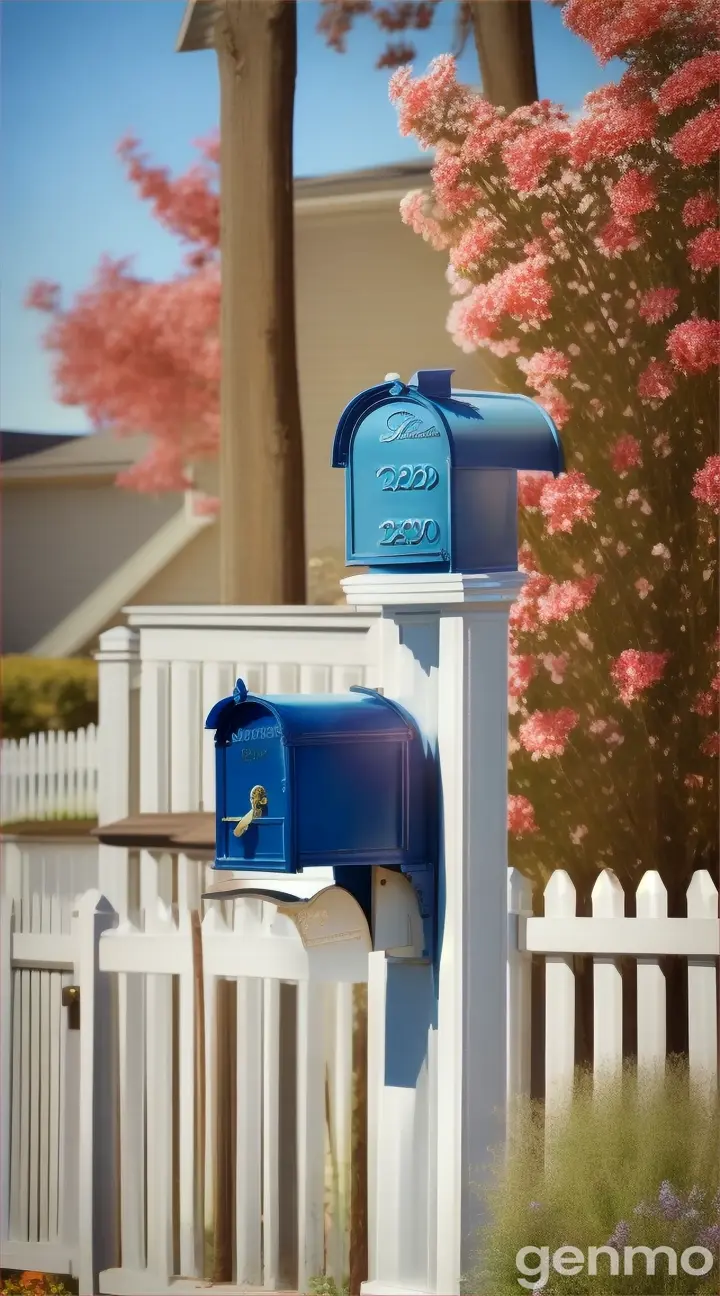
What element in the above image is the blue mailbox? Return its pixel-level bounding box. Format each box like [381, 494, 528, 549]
[331, 368, 564, 572]
[205, 678, 436, 950]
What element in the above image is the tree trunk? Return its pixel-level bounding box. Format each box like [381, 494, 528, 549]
[214, 0, 306, 604]
[470, 0, 538, 111]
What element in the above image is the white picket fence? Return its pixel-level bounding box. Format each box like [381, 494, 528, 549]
[2, 841, 717, 1295]
[1, 841, 358, 1295]
[514, 866, 719, 1109]
[1, 726, 98, 823]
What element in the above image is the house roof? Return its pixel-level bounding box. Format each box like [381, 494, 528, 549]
[2, 426, 155, 483]
[0, 430, 83, 463]
[296, 161, 432, 201]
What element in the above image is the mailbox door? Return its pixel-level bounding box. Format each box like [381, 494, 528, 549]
[216, 711, 291, 870]
[347, 398, 450, 567]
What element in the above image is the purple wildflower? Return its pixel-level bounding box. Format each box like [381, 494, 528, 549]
[697, 1223, 720, 1252]
[657, 1180, 684, 1220]
[608, 1220, 631, 1248]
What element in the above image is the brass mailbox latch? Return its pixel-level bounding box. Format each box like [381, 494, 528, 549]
[62, 985, 80, 1030]
[222, 785, 268, 838]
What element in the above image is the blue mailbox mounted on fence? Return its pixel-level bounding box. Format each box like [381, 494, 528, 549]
[331, 368, 564, 573]
[205, 678, 437, 955]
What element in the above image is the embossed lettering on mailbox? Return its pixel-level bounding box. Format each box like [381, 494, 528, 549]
[332, 368, 564, 573]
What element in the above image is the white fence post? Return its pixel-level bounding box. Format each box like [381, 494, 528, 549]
[544, 870, 576, 1117]
[296, 981, 327, 1294]
[1, 895, 12, 1246]
[507, 868, 533, 1109]
[686, 870, 719, 1094]
[592, 870, 624, 1084]
[75, 888, 119, 1296]
[95, 626, 139, 918]
[635, 871, 667, 1079]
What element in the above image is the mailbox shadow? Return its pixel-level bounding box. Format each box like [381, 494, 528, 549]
[239, 823, 259, 858]
[384, 958, 437, 1089]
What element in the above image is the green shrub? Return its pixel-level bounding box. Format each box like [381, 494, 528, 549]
[468, 1058, 720, 1295]
[0, 657, 98, 740]
[307, 1277, 349, 1296]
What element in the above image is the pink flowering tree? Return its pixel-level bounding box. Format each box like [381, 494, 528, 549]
[25, 136, 221, 495]
[390, 0, 719, 890]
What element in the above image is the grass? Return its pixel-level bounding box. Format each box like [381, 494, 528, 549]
[466, 1057, 720, 1295]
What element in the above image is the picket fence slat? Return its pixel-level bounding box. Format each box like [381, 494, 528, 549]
[686, 871, 719, 1090]
[1, 897, 12, 1244]
[28, 894, 42, 1242]
[118, 969, 146, 1272]
[48, 895, 62, 1244]
[592, 871, 624, 1083]
[1, 726, 99, 823]
[636, 871, 667, 1076]
[39, 894, 52, 1241]
[296, 980, 327, 1294]
[544, 870, 576, 1114]
[262, 976, 281, 1289]
[234, 903, 263, 1286]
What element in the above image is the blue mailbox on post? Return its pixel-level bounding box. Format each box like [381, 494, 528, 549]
[205, 678, 436, 951]
[331, 368, 564, 573]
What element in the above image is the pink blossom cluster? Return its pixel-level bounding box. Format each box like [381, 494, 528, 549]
[666, 319, 720, 374]
[637, 287, 679, 325]
[692, 455, 720, 512]
[537, 471, 601, 534]
[447, 247, 553, 349]
[537, 575, 600, 623]
[508, 795, 538, 835]
[611, 650, 671, 703]
[657, 50, 720, 114]
[562, 0, 720, 64]
[687, 228, 720, 271]
[509, 653, 537, 698]
[610, 168, 657, 218]
[682, 191, 719, 226]
[610, 433, 644, 473]
[519, 708, 580, 759]
[522, 347, 571, 390]
[637, 359, 677, 400]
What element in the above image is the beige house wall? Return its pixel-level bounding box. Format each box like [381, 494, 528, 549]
[2, 482, 180, 653]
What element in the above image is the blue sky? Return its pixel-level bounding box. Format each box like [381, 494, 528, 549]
[0, 0, 619, 433]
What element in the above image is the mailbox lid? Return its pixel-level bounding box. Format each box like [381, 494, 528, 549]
[438, 388, 564, 474]
[251, 688, 417, 745]
[207, 683, 417, 744]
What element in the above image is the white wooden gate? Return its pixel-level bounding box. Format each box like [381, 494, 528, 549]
[0, 846, 91, 1277]
[32, 858, 360, 1296]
